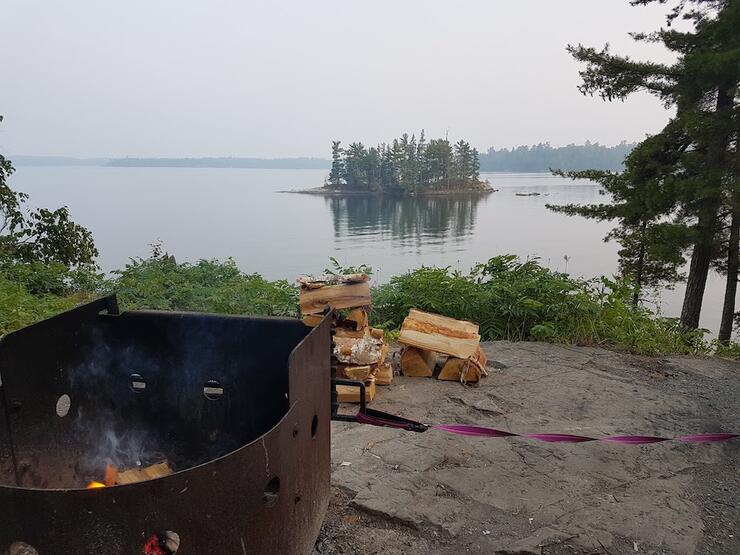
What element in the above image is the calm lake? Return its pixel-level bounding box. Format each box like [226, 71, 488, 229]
[12, 166, 732, 333]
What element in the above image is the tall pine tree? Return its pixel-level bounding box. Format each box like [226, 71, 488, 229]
[563, 0, 739, 331]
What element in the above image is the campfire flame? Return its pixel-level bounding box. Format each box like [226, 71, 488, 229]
[85, 463, 119, 489]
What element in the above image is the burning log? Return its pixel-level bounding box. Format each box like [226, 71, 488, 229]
[86, 461, 174, 489]
[116, 461, 173, 485]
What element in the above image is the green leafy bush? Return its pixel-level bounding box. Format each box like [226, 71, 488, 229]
[2, 251, 738, 359]
[371, 255, 715, 356]
[0, 274, 86, 335]
[108, 254, 298, 317]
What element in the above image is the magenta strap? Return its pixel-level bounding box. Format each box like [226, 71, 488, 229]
[358, 412, 738, 444]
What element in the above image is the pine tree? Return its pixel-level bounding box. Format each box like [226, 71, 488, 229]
[328, 141, 345, 189]
[549, 131, 691, 303]
[564, 0, 739, 330]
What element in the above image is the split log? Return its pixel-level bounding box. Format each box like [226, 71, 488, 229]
[116, 461, 174, 485]
[297, 273, 370, 288]
[438, 348, 487, 384]
[369, 327, 385, 340]
[379, 342, 389, 365]
[474, 345, 487, 368]
[334, 327, 366, 339]
[398, 309, 480, 359]
[333, 336, 384, 365]
[400, 347, 436, 377]
[338, 365, 372, 382]
[336, 380, 376, 403]
[345, 308, 368, 331]
[300, 281, 371, 314]
[374, 362, 393, 385]
[302, 314, 323, 327]
[437, 357, 480, 383]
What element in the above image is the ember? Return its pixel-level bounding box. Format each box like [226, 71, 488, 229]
[143, 531, 180, 555]
[85, 481, 105, 489]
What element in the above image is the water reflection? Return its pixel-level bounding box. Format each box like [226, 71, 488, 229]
[328, 195, 483, 250]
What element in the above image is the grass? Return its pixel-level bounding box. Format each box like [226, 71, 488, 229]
[0, 253, 733, 358]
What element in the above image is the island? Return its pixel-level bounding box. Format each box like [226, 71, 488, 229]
[297, 132, 492, 196]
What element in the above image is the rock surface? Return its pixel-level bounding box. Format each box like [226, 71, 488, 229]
[314, 341, 739, 555]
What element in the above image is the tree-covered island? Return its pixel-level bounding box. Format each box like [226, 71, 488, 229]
[318, 132, 491, 195]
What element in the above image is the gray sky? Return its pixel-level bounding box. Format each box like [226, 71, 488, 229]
[1, 0, 676, 158]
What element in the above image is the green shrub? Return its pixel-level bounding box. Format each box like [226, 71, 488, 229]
[3, 251, 739, 359]
[371, 255, 715, 356]
[0, 275, 84, 335]
[108, 255, 298, 317]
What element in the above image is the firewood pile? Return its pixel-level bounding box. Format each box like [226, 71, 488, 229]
[298, 273, 392, 404]
[398, 309, 488, 384]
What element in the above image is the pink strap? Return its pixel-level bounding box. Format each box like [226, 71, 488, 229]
[359, 412, 738, 445]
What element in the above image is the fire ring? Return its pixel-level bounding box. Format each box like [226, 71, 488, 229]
[0, 296, 331, 554]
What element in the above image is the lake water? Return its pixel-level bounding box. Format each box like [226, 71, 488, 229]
[11, 166, 732, 334]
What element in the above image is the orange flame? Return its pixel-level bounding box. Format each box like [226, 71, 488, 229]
[85, 463, 118, 489]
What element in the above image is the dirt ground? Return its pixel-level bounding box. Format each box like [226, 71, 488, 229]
[312, 341, 739, 555]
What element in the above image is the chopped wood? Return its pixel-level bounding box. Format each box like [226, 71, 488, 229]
[474, 345, 488, 368]
[333, 336, 384, 365]
[379, 342, 389, 364]
[398, 309, 480, 359]
[116, 461, 174, 485]
[369, 327, 384, 340]
[297, 273, 370, 288]
[438, 354, 486, 384]
[334, 327, 366, 339]
[300, 282, 371, 315]
[438, 357, 470, 382]
[403, 309, 479, 338]
[302, 314, 323, 327]
[339, 365, 372, 382]
[374, 362, 393, 385]
[345, 308, 368, 331]
[400, 346, 437, 377]
[336, 379, 376, 403]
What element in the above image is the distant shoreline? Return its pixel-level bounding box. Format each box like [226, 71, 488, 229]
[10, 156, 331, 171]
[282, 185, 496, 197]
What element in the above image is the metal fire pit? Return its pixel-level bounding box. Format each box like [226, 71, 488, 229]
[0, 296, 331, 554]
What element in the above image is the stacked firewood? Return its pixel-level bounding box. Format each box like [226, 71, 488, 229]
[398, 309, 487, 384]
[298, 273, 392, 403]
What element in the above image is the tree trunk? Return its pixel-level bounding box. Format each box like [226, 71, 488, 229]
[632, 222, 647, 306]
[718, 204, 739, 343]
[680, 211, 717, 329]
[680, 81, 733, 330]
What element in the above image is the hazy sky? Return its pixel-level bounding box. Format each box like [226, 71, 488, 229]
[1, 0, 677, 158]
